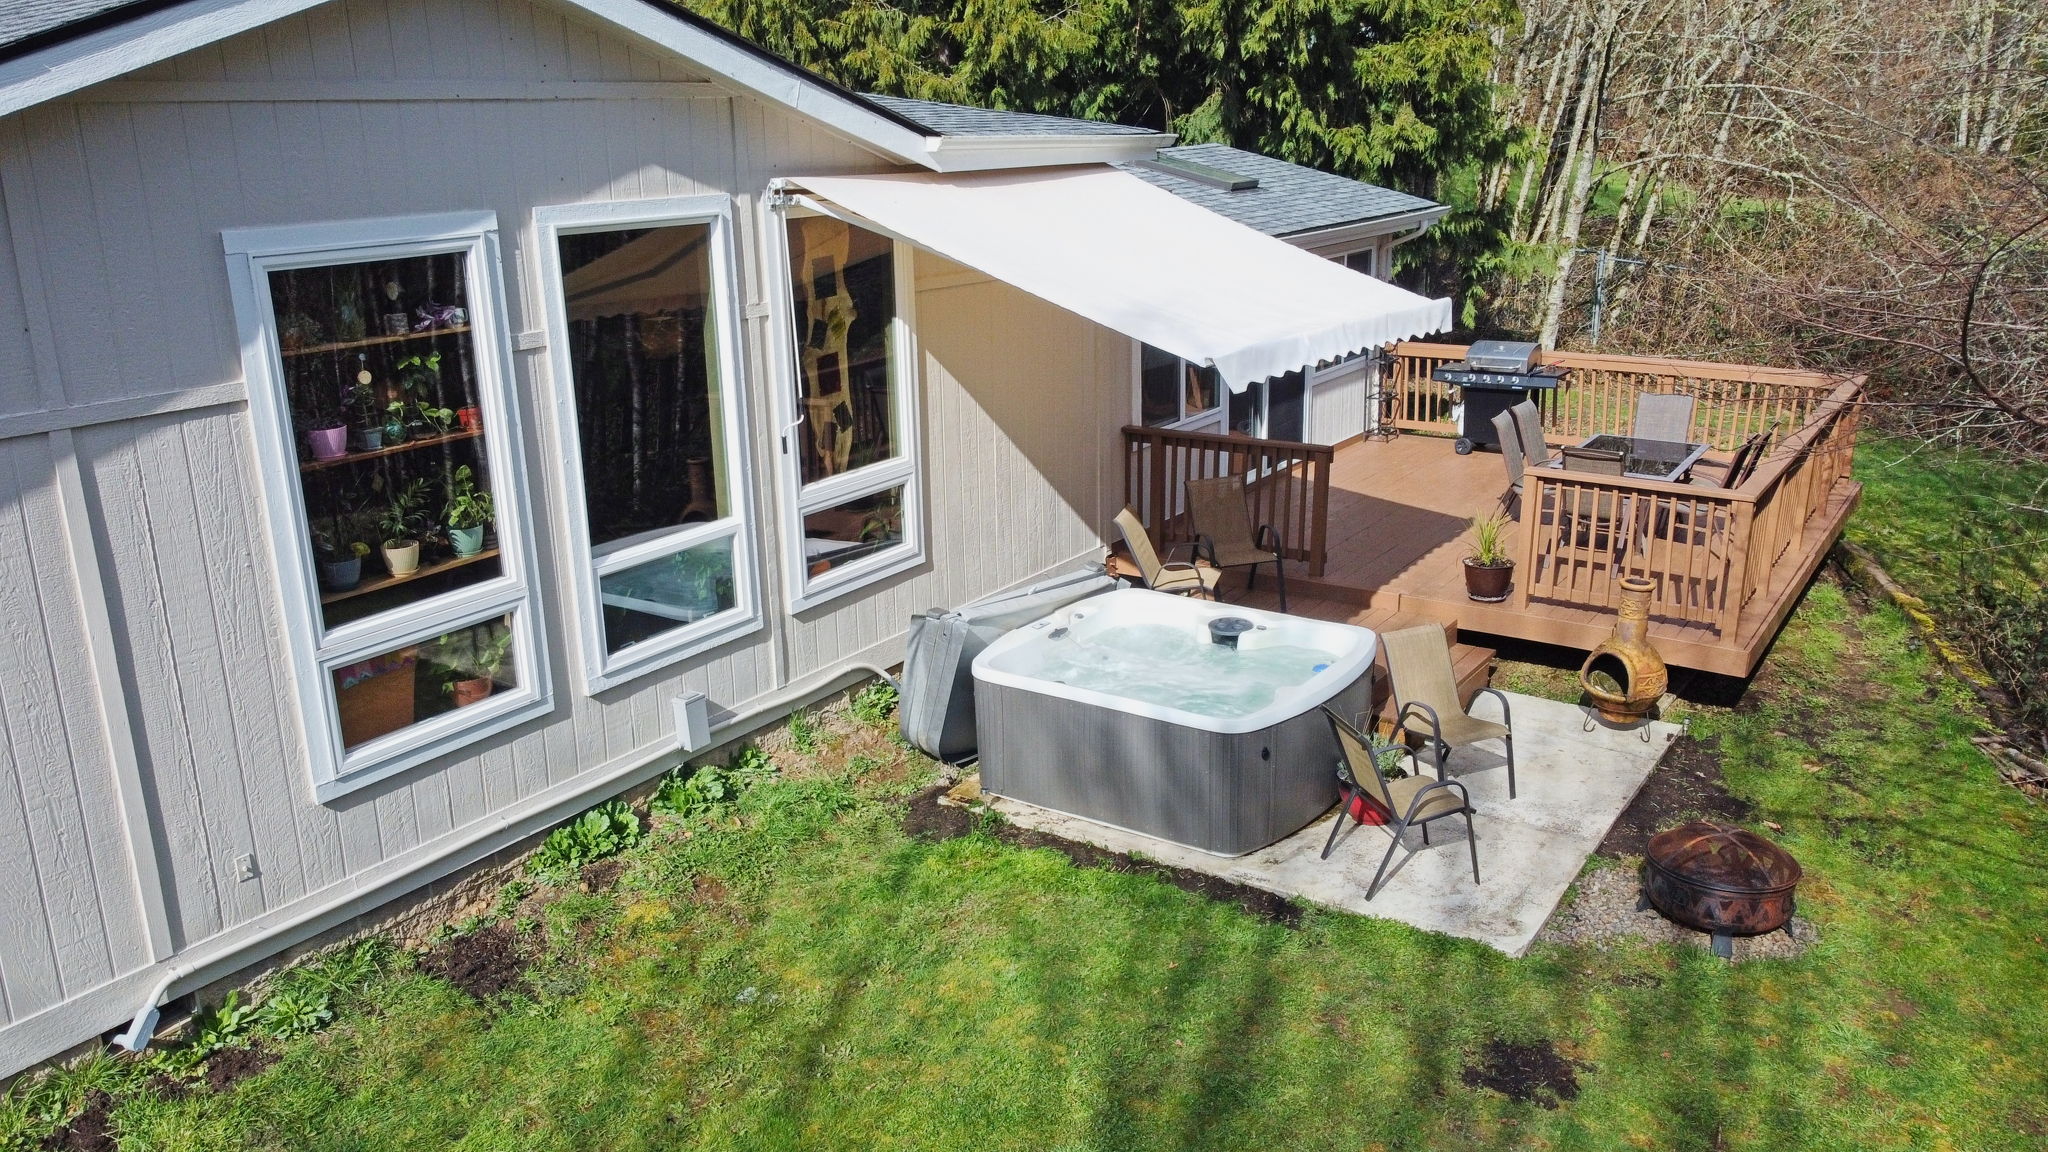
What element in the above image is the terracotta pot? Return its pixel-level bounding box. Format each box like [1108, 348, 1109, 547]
[1580, 575, 1669, 723]
[1462, 558, 1513, 602]
[305, 424, 349, 460]
[382, 540, 421, 577]
[457, 405, 482, 432]
[449, 677, 495, 708]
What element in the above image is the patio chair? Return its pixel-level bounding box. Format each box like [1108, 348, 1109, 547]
[1184, 474, 1289, 611]
[1691, 431, 1769, 490]
[1492, 408, 1525, 515]
[1633, 393, 1696, 444]
[1558, 444, 1632, 556]
[1112, 506, 1220, 600]
[1381, 624, 1517, 799]
[1511, 399, 1553, 469]
[1321, 706, 1480, 898]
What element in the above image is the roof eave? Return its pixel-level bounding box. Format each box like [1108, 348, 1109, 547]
[1280, 205, 1451, 251]
[922, 132, 1177, 173]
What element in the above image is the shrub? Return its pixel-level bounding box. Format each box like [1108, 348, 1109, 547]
[650, 748, 778, 821]
[1957, 575, 2048, 751]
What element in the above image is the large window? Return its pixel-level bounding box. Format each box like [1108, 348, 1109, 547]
[535, 198, 759, 692]
[1139, 344, 1222, 429]
[225, 212, 548, 800]
[772, 208, 922, 609]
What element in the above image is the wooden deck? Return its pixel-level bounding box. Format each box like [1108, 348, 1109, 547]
[1282, 431, 1858, 677]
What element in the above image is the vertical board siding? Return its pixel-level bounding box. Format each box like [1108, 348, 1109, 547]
[0, 189, 41, 416]
[0, 438, 150, 1019]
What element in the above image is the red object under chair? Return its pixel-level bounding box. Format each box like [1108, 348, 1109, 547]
[1346, 789, 1390, 826]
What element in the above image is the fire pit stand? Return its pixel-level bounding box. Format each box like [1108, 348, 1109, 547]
[1639, 821, 1803, 959]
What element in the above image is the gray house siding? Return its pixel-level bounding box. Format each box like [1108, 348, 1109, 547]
[0, 0, 1135, 1074]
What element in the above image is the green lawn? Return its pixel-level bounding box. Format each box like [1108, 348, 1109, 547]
[9, 442, 2047, 1152]
[1848, 433, 2048, 597]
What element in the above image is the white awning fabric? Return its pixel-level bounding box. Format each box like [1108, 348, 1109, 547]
[784, 166, 1452, 390]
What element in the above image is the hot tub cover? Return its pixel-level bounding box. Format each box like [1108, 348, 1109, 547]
[780, 166, 1453, 390]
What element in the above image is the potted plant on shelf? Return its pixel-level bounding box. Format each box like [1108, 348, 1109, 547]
[382, 399, 409, 447]
[445, 626, 513, 709]
[347, 376, 383, 451]
[1462, 512, 1515, 602]
[417, 403, 456, 437]
[394, 353, 443, 438]
[456, 403, 482, 432]
[378, 478, 430, 577]
[441, 465, 495, 557]
[293, 374, 349, 461]
[311, 519, 370, 591]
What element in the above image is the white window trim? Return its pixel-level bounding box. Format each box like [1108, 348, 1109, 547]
[531, 196, 763, 695]
[1131, 342, 1226, 432]
[764, 198, 925, 614]
[224, 210, 551, 803]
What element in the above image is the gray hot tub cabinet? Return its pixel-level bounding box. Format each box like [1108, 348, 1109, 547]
[975, 673, 1370, 857]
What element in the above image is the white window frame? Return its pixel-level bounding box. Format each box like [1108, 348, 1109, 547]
[223, 211, 551, 802]
[765, 196, 924, 613]
[532, 197, 762, 694]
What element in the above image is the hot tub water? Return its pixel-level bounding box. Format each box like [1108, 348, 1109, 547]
[1031, 623, 1339, 719]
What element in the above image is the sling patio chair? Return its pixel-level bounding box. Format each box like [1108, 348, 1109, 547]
[1492, 408, 1526, 517]
[1321, 706, 1481, 898]
[1112, 506, 1221, 600]
[1511, 398, 1553, 469]
[1381, 624, 1518, 799]
[1690, 430, 1770, 490]
[1633, 392, 1697, 445]
[1185, 474, 1289, 611]
[1557, 443, 1636, 560]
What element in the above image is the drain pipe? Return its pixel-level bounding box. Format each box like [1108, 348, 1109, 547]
[109, 660, 900, 1056]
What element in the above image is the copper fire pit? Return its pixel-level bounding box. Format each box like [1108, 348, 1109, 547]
[1580, 575, 1668, 725]
[1641, 821, 1802, 958]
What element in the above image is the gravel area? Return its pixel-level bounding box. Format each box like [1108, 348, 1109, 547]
[1538, 864, 1817, 961]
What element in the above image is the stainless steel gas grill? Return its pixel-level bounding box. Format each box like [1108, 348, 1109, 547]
[1431, 340, 1569, 454]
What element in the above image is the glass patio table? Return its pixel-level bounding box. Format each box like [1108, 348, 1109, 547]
[1575, 433, 1711, 482]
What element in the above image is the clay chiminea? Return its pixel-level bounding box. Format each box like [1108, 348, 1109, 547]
[1580, 576, 1668, 724]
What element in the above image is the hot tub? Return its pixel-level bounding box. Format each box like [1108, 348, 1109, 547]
[972, 588, 1377, 856]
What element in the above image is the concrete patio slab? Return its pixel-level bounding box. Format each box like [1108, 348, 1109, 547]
[986, 690, 1681, 956]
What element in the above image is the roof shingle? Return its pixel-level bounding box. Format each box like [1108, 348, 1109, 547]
[860, 94, 1158, 138]
[1118, 143, 1441, 238]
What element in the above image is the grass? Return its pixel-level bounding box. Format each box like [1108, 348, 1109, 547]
[12, 572, 2040, 1152]
[1848, 433, 2048, 598]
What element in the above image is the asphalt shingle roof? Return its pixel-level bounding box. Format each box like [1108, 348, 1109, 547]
[1118, 143, 1441, 238]
[0, 0, 155, 55]
[861, 94, 1158, 138]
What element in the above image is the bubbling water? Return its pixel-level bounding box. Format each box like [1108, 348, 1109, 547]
[1030, 623, 1339, 718]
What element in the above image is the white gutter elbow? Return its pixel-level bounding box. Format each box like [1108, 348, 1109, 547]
[115, 967, 185, 1053]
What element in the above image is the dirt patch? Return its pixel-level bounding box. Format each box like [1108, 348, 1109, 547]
[1597, 733, 1754, 858]
[902, 786, 1304, 928]
[1460, 1037, 1583, 1110]
[40, 1090, 115, 1151]
[418, 923, 528, 1001]
[579, 858, 624, 892]
[202, 1043, 278, 1093]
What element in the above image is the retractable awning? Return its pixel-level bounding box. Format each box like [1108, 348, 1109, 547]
[781, 166, 1452, 389]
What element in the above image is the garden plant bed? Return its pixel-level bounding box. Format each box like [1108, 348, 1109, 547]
[417, 924, 529, 1002]
[37, 1089, 113, 1152]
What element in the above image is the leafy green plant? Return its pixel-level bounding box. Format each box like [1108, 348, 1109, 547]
[851, 681, 899, 725]
[650, 747, 778, 821]
[788, 710, 822, 754]
[191, 991, 256, 1057]
[529, 800, 643, 879]
[441, 464, 495, 530]
[393, 351, 442, 399]
[255, 988, 333, 1039]
[378, 477, 431, 546]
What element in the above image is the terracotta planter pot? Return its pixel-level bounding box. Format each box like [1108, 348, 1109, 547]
[305, 424, 349, 460]
[449, 677, 495, 708]
[457, 405, 482, 432]
[1463, 558, 1513, 602]
[382, 540, 421, 576]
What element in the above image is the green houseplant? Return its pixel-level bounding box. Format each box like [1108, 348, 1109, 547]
[394, 353, 443, 438]
[441, 465, 495, 557]
[445, 625, 513, 708]
[312, 509, 372, 592]
[293, 373, 349, 460]
[378, 478, 430, 577]
[347, 377, 383, 451]
[1462, 512, 1515, 602]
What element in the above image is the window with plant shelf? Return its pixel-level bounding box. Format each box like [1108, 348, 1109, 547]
[771, 207, 921, 610]
[225, 212, 548, 801]
[534, 198, 760, 693]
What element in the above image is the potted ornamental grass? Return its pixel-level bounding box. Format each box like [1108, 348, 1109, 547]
[378, 478, 430, 577]
[441, 465, 495, 557]
[1462, 512, 1515, 602]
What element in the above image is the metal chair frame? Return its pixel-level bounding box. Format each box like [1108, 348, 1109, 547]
[1320, 707, 1481, 899]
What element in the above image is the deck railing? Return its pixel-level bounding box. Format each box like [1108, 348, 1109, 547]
[1121, 425, 1335, 577]
[1511, 375, 1864, 639]
[1388, 343, 1844, 451]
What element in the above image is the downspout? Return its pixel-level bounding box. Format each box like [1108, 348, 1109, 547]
[112, 658, 899, 1055]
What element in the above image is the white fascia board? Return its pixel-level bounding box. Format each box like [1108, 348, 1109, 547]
[922, 132, 1178, 173]
[0, 0, 329, 119]
[1282, 206, 1450, 253]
